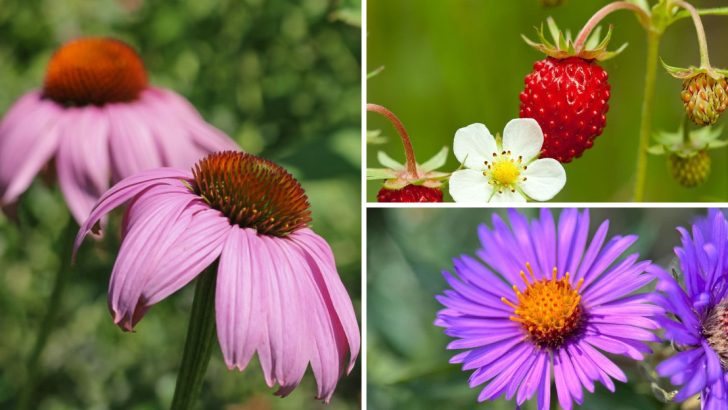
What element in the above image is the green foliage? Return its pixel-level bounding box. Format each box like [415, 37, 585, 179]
[0, 0, 361, 408]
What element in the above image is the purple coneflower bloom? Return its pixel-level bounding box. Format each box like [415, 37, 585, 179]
[74, 151, 360, 402]
[653, 209, 728, 409]
[0, 37, 238, 224]
[435, 209, 661, 410]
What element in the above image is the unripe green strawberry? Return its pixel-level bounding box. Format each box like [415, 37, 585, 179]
[668, 150, 710, 187]
[681, 73, 728, 126]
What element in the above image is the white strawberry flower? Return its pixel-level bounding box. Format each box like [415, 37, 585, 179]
[449, 118, 566, 203]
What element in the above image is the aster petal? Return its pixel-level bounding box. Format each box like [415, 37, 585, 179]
[448, 169, 493, 203]
[56, 107, 111, 225]
[519, 158, 565, 201]
[674, 356, 708, 401]
[536, 357, 552, 410]
[74, 167, 193, 255]
[502, 118, 543, 163]
[452, 255, 512, 297]
[0, 93, 62, 204]
[572, 220, 609, 284]
[106, 103, 163, 180]
[565, 345, 595, 393]
[517, 351, 548, 405]
[476, 343, 535, 402]
[656, 348, 704, 378]
[469, 342, 532, 389]
[578, 341, 627, 383]
[505, 350, 540, 400]
[453, 123, 497, 170]
[553, 352, 574, 410]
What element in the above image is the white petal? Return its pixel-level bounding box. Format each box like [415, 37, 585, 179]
[453, 123, 497, 170]
[490, 189, 527, 203]
[502, 118, 543, 162]
[521, 158, 566, 201]
[448, 169, 493, 203]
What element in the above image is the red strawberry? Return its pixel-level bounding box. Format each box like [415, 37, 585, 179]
[377, 185, 443, 203]
[520, 18, 625, 163]
[520, 57, 610, 163]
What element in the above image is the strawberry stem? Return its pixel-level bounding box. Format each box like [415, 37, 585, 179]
[673, 0, 711, 68]
[633, 30, 662, 202]
[367, 103, 419, 177]
[574, 2, 651, 53]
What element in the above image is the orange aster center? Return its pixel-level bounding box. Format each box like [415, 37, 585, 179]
[501, 263, 584, 349]
[43, 37, 148, 106]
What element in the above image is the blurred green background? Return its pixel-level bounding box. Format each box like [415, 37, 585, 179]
[367, 207, 717, 410]
[0, 0, 361, 409]
[367, 0, 728, 202]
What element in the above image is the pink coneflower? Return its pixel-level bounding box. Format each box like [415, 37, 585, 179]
[0, 37, 238, 224]
[74, 151, 360, 402]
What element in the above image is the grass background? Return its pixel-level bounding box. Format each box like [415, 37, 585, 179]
[0, 0, 361, 409]
[367, 207, 717, 410]
[367, 0, 728, 202]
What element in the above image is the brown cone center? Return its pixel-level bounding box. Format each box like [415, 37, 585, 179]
[43, 37, 148, 106]
[192, 151, 312, 237]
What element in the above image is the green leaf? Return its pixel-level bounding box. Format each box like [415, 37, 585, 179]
[367, 65, 385, 79]
[419, 147, 449, 172]
[377, 151, 405, 170]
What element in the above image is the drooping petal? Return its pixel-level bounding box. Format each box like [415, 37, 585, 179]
[56, 106, 111, 224]
[449, 169, 493, 203]
[0, 94, 62, 204]
[74, 167, 193, 254]
[216, 228, 266, 373]
[106, 103, 163, 181]
[502, 118, 543, 163]
[107, 187, 198, 330]
[453, 123, 497, 170]
[520, 158, 566, 201]
[290, 228, 361, 374]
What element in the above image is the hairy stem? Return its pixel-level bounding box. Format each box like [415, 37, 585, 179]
[633, 30, 662, 202]
[574, 1, 651, 52]
[18, 218, 77, 410]
[170, 266, 218, 410]
[673, 0, 711, 68]
[367, 103, 419, 177]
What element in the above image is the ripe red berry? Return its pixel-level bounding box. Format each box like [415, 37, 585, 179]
[377, 185, 443, 203]
[519, 57, 611, 163]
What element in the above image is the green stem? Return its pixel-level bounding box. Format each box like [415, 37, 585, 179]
[674, 7, 728, 21]
[633, 30, 662, 202]
[674, 0, 711, 68]
[170, 265, 218, 410]
[17, 217, 77, 410]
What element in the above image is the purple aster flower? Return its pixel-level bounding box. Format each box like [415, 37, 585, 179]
[74, 151, 360, 402]
[435, 208, 661, 410]
[0, 37, 238, 224]
[653, 209, 728, 409]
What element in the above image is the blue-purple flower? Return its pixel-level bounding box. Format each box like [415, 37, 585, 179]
[654, 209, 728, 409]
[435, 209, 661, 410]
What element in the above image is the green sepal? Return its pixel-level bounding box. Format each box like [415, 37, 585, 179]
[661, 59, 728, 80]
[367, 168, 398, 180]
[419, 147, 449, 172]
[377, 151, 404, 170]
[522, 17, 627, 61]
[367, 129, 387, 145]
[649, 122, 726, 157]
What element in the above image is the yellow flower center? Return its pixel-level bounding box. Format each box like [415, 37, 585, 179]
[483, 150, 526, 193]
[501, 263, 584, 349]
[490, 159, 520, 185]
